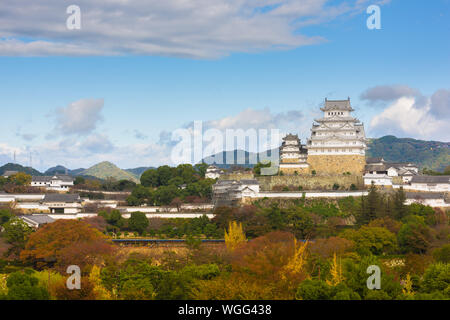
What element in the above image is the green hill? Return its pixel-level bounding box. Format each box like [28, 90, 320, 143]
[125, 167, 155, 179]
[0, 163, 43, 176]
[366, 135, 449, 171]
[81, 161, 140, 183]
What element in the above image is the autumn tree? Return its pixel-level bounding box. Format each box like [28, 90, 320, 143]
[20, 219, 111, 270]
[224, 221, 246, 251]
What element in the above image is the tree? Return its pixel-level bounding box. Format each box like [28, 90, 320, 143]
[140, 169, 159, 187]
[341, 226, 397, 256]
[393, 187, 407, 220]
[194, 163, 208, 178]
[358, 182, 380, 224]
[2, 217, 33, 258]
[296, 279, 333, 300]
[0, 209, 12, 225]
[420, 263, 450, 298]
[433, 244, 450, 263]
[20, 219, 109, 269]
[327, 253, 345, 286]
[224, 221, 246, 251]
[7, 172, 32, 186]
[4, 270, 50, 300]
[128, 212, 149, 235]
[74, 176, 85, 185]
[397, 216, 434, 254]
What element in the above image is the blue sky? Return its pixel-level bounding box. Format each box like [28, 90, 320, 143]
[0, 0, 449, 170]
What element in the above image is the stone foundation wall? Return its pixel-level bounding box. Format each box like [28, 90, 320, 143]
[307, 155, 366, 175]
[219, 173, 255, 180]
[279, 167, 311, 175]
[257, 175, 364, 191]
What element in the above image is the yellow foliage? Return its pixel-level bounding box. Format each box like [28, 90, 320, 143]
[402, 273, 414, 297]
[281, 239, 309, 281]
[33, 270, 64, 300]
[224, 221, 246, 251]
[0, 274, 7, 296]
[89, 265, 113, 300]
[326, 252, 345, 286]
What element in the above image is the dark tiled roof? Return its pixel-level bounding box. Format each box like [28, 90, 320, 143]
[43, 193, 81, 203]
[20, 215, 55, 225]
[405, 192, 445, 200]
[366, 157, 384, 164]
[411, 175, 450, 184]
[33, 175, 74, 183]
[321, 98, 354, 111]
[283, 133, 299, 141]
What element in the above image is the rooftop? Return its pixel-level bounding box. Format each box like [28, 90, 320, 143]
[43, 193, 81, 203]
[410, 175, 450, 184]
[320, 98, 354, 112]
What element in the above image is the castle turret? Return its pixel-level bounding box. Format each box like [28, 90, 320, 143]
[279, 133, 309, 175]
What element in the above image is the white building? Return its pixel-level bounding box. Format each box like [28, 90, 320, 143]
[363, 173, 393, 186]
[31, 175, 74, 191]
[408, 175, 450, 192]
[3, 171, 18, 178]
[41, 193, 82, 214]
[405, 192, 449, 208]
[364, 159, 419, 184]
[205, 165, 224, 179]
[307, 98, 367, 156]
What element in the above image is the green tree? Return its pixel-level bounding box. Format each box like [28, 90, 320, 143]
[2, 217, 33, 257]
[128, 212, 149, 235]
[4, 270, 50, 300]
[393, 187, 407, 220]
[341, 226, 397, 256]
[398, 215, 434, 254]
[140, 169, 159, 187]
[0, 209, 12, 225]
[420, 263, 450, 298]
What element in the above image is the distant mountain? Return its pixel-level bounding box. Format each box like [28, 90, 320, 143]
[81, 161, 140, 183]
[0, 163, 43, 176]
[201, 136, 449, 172]
[201, 149, 279, 169]
[366, 135, 449, 172]
[125, 167, 155, 179]
[45, 165, 71, 175]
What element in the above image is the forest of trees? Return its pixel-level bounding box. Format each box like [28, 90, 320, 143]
[0, 185, 449, 300]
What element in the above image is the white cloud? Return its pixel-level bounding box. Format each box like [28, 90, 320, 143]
[0, 0, 387, 58]
[369, 89, 450, 141]
[53, 98, 104, 136]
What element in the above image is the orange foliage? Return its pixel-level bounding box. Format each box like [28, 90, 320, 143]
[20, 219, 113, 271]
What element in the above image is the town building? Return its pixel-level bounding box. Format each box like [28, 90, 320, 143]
[19, 215, 55, 228]
[405, 192, 449, 208]
[205, 165, 224, 179]
[306, 98, 367, 175]
[364, 158, 419, 184]
[212, 179, 259, 207]
[279, 134, 309, 175]
[31, 175, 74, 191]
[41, 193, 82, 214]
[407, 175, 450, 192]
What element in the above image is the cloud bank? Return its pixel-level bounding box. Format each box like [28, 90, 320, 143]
[0, 0, 386, 58]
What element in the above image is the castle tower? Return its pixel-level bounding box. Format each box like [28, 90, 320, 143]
[279, 134, 309, 175]
[306, 98, 366, 175]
